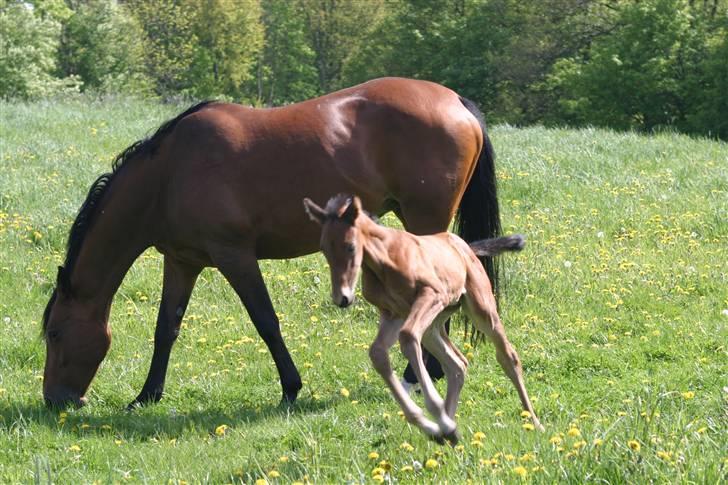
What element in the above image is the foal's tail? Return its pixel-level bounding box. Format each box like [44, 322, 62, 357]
[455, 97, 502, 301]
[470, 235, 525, 257]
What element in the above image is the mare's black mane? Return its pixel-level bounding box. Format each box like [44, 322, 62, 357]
[41, 100, 216, 333]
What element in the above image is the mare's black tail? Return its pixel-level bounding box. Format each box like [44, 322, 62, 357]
[455, 96, 502, 302]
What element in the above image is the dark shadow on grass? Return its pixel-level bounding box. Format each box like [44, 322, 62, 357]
[0, 395, 340, 440]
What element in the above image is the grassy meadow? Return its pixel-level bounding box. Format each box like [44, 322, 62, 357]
[0, 97, 726, 483]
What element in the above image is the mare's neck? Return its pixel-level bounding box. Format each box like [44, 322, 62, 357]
[70, 164, 158, 306]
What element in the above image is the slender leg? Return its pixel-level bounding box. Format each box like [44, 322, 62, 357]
[421, 323, 467, 419]
[465, 289, 544, 431]
[129, 256, 200, 408]
[368, 312, 441, 440]
[212, 250, 302, 404]
[398, 293, 459, 442]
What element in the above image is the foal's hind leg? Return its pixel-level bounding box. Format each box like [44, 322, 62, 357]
[212, 250, 302, 404]
[369, 312, 441, 440]
[399, 292, 458, 442]
[464, 287, 544, 431]
[130, 256, 201, 408]
[421, 323, 467, 420]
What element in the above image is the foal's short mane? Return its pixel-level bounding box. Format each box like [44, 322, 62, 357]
[41, 100, 216, 333]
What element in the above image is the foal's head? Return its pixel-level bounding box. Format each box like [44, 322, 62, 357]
[304, 194, 364, 308]
[41, 267, 111, 408]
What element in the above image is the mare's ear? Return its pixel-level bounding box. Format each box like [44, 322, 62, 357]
[342, 195, 362, 224]
[303, 198, 326, 225]
[56, 266, 71, 296]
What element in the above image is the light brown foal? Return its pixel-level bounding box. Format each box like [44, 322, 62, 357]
[304, 194, 543, 444]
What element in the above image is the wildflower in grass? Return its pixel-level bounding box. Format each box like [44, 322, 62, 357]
[473, 431, 486, 441]
[378, 460, 391, 471]
[279, 456, 289, 463]
[425, 458, 438, 470]
[470, 440, 484, 448]
[401, 465, 413, 472]
[681, 391, 695, 399]
[567, 427, 581, 437]
[697, 427, 707, 434]
[573, 440, 587, 449]
[519, 453, 534, 462]
[593, 438, 604, 446]
[267, 470, 280, 478]
[371, 466, 385, 477]
[368, 451, 379, 460]
[340, 388, 350, 398]
[372, 476, 384, 483]
[627, 440, 641, 452]
[214, 424, 228, 436]
[522, 423, 535, 431]
[520, 410, 531, 419]
[656, 450, 672, 461]
[400, 441, 414, 452]
[513, 466, 528, 477]
[255, 479, 266, 485]
[68, 444, 81, 452]
[549, 435, 562, 445]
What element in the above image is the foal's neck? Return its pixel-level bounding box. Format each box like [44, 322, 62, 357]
[358, 215, 399, 273]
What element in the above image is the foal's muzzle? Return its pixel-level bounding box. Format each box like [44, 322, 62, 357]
[338, 295, 352, 308]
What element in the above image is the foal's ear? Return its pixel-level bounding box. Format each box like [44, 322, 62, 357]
[342, 196, 362, 224]
[303, 198, 326, 225]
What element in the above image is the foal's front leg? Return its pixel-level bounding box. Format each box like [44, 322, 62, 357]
[368, 312, 441, 439]
[398, 291, 458, 443]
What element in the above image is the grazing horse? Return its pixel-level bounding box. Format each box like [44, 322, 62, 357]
[304, 194, 543, 443]
[41, 77, 502, 409]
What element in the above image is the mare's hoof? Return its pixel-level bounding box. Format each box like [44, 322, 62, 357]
[126, 391, 162, 411]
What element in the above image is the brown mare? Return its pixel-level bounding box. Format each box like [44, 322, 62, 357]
[41, 77, 502, 409]
[304, 194, 543, 443]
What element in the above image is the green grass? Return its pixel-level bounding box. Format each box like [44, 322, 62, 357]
[1, 97, 726, 484]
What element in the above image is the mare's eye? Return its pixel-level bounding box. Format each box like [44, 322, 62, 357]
[345, 243, 355, 254]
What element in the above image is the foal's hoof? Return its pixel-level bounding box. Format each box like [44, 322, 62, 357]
[442, 428, 461, 446]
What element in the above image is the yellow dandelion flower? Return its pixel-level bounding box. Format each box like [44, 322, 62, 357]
[401, 465, 414, 472]
[371, 467, 385, 477]
[368, 451, 379, 460]
[279, 456, 289, 463]
[522, 423, 535, 431]
[400, 442, 414, 452]
[697, 427, 707, 434]
[513, 466, 528, 477]
[267, 470, 280, 479]
[520, 410, 531, 419]
[471, 440, 484, 448]
[567, 427, 581, 437]
[214, 424, 228, 436]
[656, 450, 672, 460]
[378, 460, 391, 471]
[593, 438, 604, 446]
[372, 476, 384, 483]
[681, 391, 695, 399]
[340, 388, 350, 398]
[549, 435, 562, 445]
[425, 458, 438, 470]
[573, 440, 587, 449]
[67, 444, 81, 452]
[627, 440, 641, 452]
[255, 479, 266, 485]
[473, 431, 486, 441]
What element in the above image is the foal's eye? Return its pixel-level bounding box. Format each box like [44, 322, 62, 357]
[345, 243, 355, 254]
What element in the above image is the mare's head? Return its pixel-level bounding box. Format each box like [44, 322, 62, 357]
[304, 194, 365, 308]
[41, 267, 111, 408]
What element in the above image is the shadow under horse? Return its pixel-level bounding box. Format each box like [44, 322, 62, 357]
[40, 77, 502, 409]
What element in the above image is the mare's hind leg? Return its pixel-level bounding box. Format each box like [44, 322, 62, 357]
[212, 250, 302, 404]
[130, 256, 201, 408]
[464, 286, 544, 431]
[368, 312, 441, 440]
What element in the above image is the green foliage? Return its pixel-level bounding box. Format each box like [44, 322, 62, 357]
[58, 0, 151, 95]
[548, 0, 727, 137]
[0, 1, 80, 99]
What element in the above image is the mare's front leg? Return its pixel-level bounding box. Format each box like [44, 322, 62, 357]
[398, 290, 459, 443]
[368, 312, 441, 440]
[129, 256, 201, 408]
[212, 249, 302, 404]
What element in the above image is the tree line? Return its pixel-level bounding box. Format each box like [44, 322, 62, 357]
[1, 0, 726, 138]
